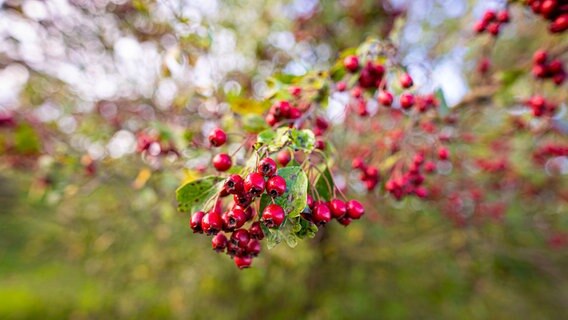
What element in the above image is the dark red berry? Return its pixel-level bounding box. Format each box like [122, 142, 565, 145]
[337, 216, 352, 226]
[262, 204, 285, 228]
[533, 50, 548, 65]
[438, 147, 449, 160]
[234, 255, 252, 269]
[244, 172, 266, 196]
[329, 199, 347, 219]
[227, 241, 244, 257]
[231, 229, 250, 248]
[346, 200, 365, 219]
[400, 73, 414, 88]
[400, 93, 415, 110]
[266, 175, 286, 197]
[497, 10, 509, 23]
[212, 233, 228, 252]
[249, 221, 265, 240]
[289, 107, 302, 119]
[234, 193, 253, 208]
[258, 158, 277, 177]
[378, 90, 394, 107]
[247, 239, 261, 257]
[343, 55, 359, 72]
[201, 212, 223, 235]
[224, 174, 244, 194]
[315, 139, 326, 150]
[307, 194, 314, 209]
[212, 153, 232, 172]
[208, 128, 227, 147]
[313, 202, 332, 225]
[190, 211, 205, 233]
[222, 208, 247, 231]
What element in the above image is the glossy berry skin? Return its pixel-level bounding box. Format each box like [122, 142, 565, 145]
[222, 208, 247, 231]
[201, 212, 223, 235]
[224, 174, 244, 194]
[190, 211, 205, 233]
[258, 158, 277, 177]
[329, 199, 347, 219]
[266, 175, 287, 197]
[400, 93, 415, 110]
[234, 255, 253, 269]
[438, 147, 449, 160]
[212, 153, 232, 172]
[211, 233, 228, 252]
[247, 239, 261, 257]
[400, 73, 414, 88]
[337, 216, 352, 226]
[313, 202, 332, 225]
[262, 204, 285, 228]
[346, 200, 365, 220]
[244, 172, 266, 196]
[249, 221, 265, 240]
[208, 128, 227, 147]
[234, 193, 253, 208]
[231, 229, 250, 248]
[277, 150, 291, 167]
[378, 91, 393, 107]
[343, 55, 359, 72]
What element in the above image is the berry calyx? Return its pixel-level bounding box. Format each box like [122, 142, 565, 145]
[266, 175, 287, 197]
[249, 221, 265, 240]
[212, 153, 232, 172]
[224, 174, 244, 194]
[262, 204, 285, 228]
[231, 229, 250, 248]
[223, 208, 247, 231]
[244, 172, 266, 196]
[258, 158, 277, 177]
[208, 128, 227, 147]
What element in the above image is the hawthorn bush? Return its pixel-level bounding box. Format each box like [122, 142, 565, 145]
[0, 0, 567, 318]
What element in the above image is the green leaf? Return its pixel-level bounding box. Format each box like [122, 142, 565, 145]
[435, 88, 449, 118]
[289, 129, 316, 152]
[273, 166, 308, 218]
[257, 129, 277, 145]
[176, 176, 224, 213]
[242, 114, 269, 133]
[314, 166, 334, 201]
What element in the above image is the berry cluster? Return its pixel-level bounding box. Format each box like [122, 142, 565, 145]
[526, 0, 568, 33]
[190, 157, 289, 269]
[532, 143, 568, 165]
[352, 157, 380, 191]
[385, 151, 442, 201]
[473, 9, 510, 36]
[532, 49, 566, 85]
[525, 95, 557, 117]
[265, 100, 302, 127]
[303, 195, 365, 227]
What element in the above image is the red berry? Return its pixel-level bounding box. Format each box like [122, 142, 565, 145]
[271, 100, 291, 117]
[266, 175, 287, 197]
[346, 200, 365, 219]
[378, 90, 394, 107]
[438, 147, 449, 160]
[329, 199, 347, 219]
[249, 221, 265, 240]
[289, 86, 302, 97]
[313, 202, 332, 225]
[262, 204, 285, 228]
[548, 59, 563, 74]
[231, 229, 250, 248]
[352, 157, 366, 170]
[266, 113, 278, 126]
[212, 153, 232, 172]
[306, 194, 314, 209]
[483, 10, 496, 22]
[244, 172, 266, 196]
[533, 50, 548, 65]
[336, 82, 347, 92]
[550, 14, 568, 33]
[400, 73, 414, 88]
[234, 255, 252, 269]
[258, 158, 277, 177]
[224, 174, 244, 194]
[487, 22, 500, 36]
[473, 20, 487, 33]
[315, 139, 326, 150]
[201, 212, 223, 235]
[247, 239, 261, 257]
[497, 10, 509, 23]
[315, 117, 329, 130]
[400, 93, 415, 110]
[190, 211, 205, 233]
[212, 233, 228, 252]
[337, 216, 352, 226]
[477, 58, 491, 75]
[288, 107, 302, 119]
[222, 208, 247, 231]
[343, 55, 359, 72]
[234, 193, 253, 208]
[424, 161, 437, 173]
[277, 149, 292, 167]
[208, 128, 227, 147]
[553, 72, 566, 85]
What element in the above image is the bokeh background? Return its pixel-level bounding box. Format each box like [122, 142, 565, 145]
[1, 0, 567, 319]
